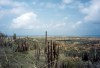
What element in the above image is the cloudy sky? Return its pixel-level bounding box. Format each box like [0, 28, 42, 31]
[0, 0, 100, 36]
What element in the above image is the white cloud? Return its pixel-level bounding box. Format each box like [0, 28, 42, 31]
[72, 21, 82, 28]
[80, 0, 100, 22]
[0, 0, 30, 18]
[48, 22, 66, 29]
[54, 23, 66, 28]
[59, 0, 74, 9]
[41, 0, 74, 9]
[11, 12, 37, 29]
[0, 0, 28, 7]
[11, 11, 66, 30]
[0, 0, 12, 6]
[45, 3, 57, 8]
[63, 0, 73, 4]
[10, 6, 28, 15]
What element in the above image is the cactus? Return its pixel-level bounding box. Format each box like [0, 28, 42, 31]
[45, 40, 59, 68]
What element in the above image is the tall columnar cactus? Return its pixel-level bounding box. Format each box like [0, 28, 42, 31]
[45, 40, 59, 68]
[13, 33, 16, 40]
[44, 31, 59, 68]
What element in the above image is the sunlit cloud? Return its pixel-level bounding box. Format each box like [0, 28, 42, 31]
[80, 0, 100, 22]
[0, 0, 100, 35]
[11, 12, 37, 29]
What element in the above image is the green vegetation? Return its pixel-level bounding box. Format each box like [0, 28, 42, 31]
[0, 32, 100, 68]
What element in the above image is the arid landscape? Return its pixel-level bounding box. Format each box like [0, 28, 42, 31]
[0, 0, 100, 68]
[0, 32, 100, 68]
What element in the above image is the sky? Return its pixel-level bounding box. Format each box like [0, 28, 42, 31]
[0, 0, 100, 36]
